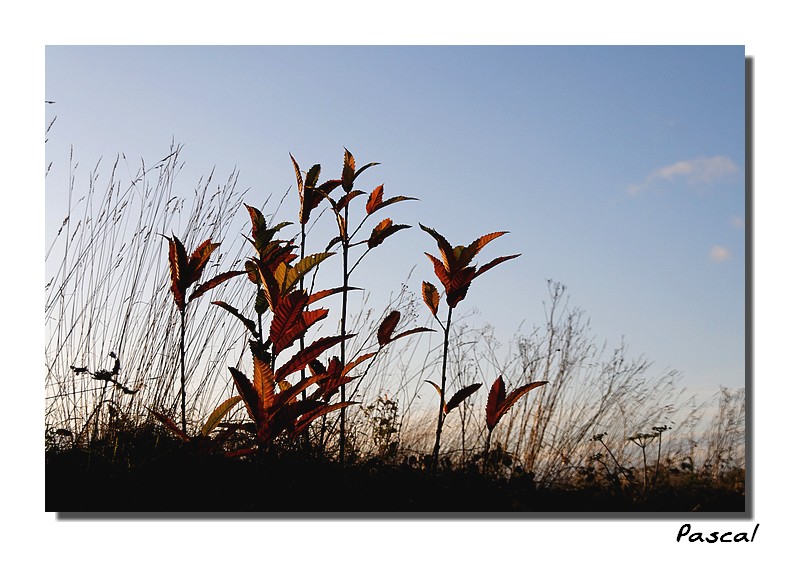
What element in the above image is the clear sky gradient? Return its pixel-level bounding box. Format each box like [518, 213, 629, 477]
[45, 45, 745, 400]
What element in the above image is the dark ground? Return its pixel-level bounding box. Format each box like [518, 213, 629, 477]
[46, 445, 745, 514]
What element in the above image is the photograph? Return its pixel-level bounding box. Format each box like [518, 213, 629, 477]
[44, 45, 746, 516]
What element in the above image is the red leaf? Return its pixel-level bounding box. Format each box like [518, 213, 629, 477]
[269, 290, 308, 353]
[275, 334, 355, 383]
[229, 366, 261, 425]
[377, 310, 401, 346]
[148, 408, 191, 442]
[446, 383, 482, 415]
[291, 401, 357, 441]
[499, 381, 548, 419]
[486, 376, 507, 431]
[188, 270, 245, 303]
[308, 286, 361, 304]
[187, 239, 220, 285]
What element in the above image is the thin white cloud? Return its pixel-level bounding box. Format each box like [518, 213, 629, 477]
[628, 156, 739, 196]
[710, 245, 731, 263]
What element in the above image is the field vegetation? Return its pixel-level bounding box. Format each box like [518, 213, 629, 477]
[45, 144, 745, 513]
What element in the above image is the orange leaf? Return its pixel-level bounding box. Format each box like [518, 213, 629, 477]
[421, 281, 440, 318]
[368, 218, 410, 249]
[365, 184, 384, 215]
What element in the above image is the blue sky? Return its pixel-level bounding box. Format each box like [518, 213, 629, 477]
[45, 45, 745, 399]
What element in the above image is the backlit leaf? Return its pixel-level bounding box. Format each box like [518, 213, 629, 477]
[486, 375, 507, 431]
[368, 218, 410, 249]
[188, 270, 245, 303]
[421, 281, 440, 318]
[291, 401, 357, 441]
[200, 396, 242, 437]
[377, 310, 401, 346]
[419, 224, 456, 272]
[474, 254, 521, 279]
[446, 383, 482, 415]
[275, 334, 355, 383]
[229, 366, 261, 424]
[212, 300, 258, 337]
[149, 408, 191, 442]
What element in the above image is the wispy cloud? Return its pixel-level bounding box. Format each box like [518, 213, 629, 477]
[710, 245, 731, 263]
[731, 215, 745, 229]
[628, 156, 739, 196]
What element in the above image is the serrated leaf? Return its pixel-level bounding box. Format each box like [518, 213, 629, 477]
[283, 252, 334, 293]
[365, 184, 384, 215]
[291, 401, 357, 441]
[486, 375, 507, 432]
[342, 148, 356, 192]
[275, 334, 355, 383]
[212, 300, 258, 337]
[188, 270, 245, 303]
[421, 281, 440, 318]
[486, 376, 546, 431]
[308, 286, 360, 304]
[229, 366, 261, 424]
[474, 254, 521, 279]
[335, 190, 365, 213]
[454, 232, 508, 271]
[387, 326, 435, 344]
[446, 383, 482, 415]
[419, 224, 456, 272]
[200, 396, 242, 437]
[377, 310, 401, 346]
[499, 381, 548, 419]
[368, 218, 410, 249]
[366, 185, 417, 215]
[187, 239, 220, 286]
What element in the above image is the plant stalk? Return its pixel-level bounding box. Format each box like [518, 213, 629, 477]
[180, 308, 187, 435]
[338, 206, 350, 464]
[431, 305, 453, 474]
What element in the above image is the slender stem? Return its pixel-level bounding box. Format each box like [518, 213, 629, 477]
[483, 427, 493, 476]
[180, 308, 186, 435]
[431, 305, 453, 474]
[338, 205, 349, 464]
[640, 444, 648, 499]
[299, 226, 309, 449]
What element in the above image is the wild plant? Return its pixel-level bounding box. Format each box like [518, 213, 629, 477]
[320, 148, 417, 462]
[419, 224, 520, 472]
[484, 375, 547, 473]
[148, 396, 243, 456]
[164, 235, 244, 433]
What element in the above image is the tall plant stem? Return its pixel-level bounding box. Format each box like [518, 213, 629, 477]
[483, 428, 493, 475]
[431, 305, 453, 474]
[180, 308, 187, 434]
[338, 206, 350, 464]
[299, 227, 310, 449]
